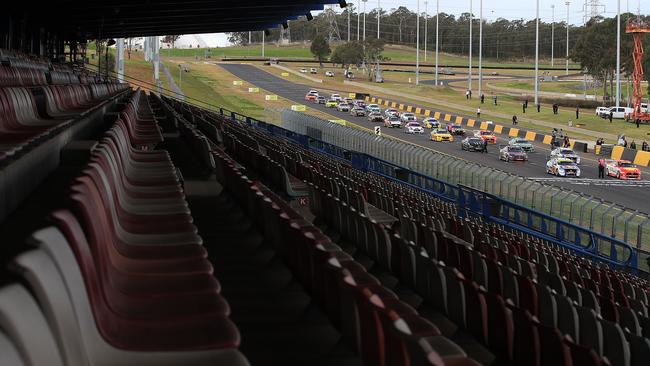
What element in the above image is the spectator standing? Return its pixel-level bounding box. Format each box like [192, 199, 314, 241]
[642, 141, 649, 151]
[477, 107, 481, 119]
[512, 115, 518, 125]
[576, 106, 580, 119]
[466, 90, 470, 100]
[493, 95, 498, 105]
[598, 159, 606, 179]
[630, 140, 637, 149]
[537, 103, 541, 113]
[482, 138, 488, 153]
[480, 94, 485, 104]
[522, 103, 526, 113]
[609, 111, 613, 123]
[636, 119, 641, 128]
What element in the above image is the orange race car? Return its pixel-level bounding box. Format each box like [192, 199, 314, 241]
[605, 159, 642, 180]
[473, 130, 497, 144]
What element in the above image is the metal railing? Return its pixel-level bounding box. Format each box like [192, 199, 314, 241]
[277, 109, 649, 270]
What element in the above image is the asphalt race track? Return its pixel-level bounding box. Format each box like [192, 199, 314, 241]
[218, 63, 650, 213]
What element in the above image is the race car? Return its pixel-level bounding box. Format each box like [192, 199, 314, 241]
[354, 100, 367, 109]
[304, 92, 318, 101]
[448, 124, 466, 136]
[474, 130, 497, 144]
[368, 112, 384, 122]
[384, 108, 399, 118]
[461, 137, 484, 151]
[431, 128, 454, 142]
[605, 159, 641, 180]
[343, 97, 354, 105]
[400, 112, 417, 123]
[366, 104, 381, 114]
[422, 118, 440, 129]
[404, 122, 424, 134]
[316, 96, 326, 104]
[330, 94, 342, 102]
[509, 137, 535, 152]
[384, 116, 402, 128]
[350, 106, 366, 117]
[336, 103, 351, 112]
[546, 158, 581, 177]
[325, 99, 338, 108]
[499, 145, 528, 162]
[550, 147, 581, 164]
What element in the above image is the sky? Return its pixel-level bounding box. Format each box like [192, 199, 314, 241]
[184, 0, 649, 47]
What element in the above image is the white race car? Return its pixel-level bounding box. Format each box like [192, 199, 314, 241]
[550, 147, 581, 164]
[400, 112, 417, 123]
[336, 103, 351, 112]
[404, 122, 424, 134]
[546, 158, 581, 177]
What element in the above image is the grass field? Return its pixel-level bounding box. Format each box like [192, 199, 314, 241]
[163, 43, 581, 69]
[491, 79, 647, 101]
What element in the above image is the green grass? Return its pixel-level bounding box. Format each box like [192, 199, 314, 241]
[162, 43, 581, 69]
[495, 80, 646, 100]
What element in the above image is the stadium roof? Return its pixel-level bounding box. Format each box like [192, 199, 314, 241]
[8, 0, 344, 39]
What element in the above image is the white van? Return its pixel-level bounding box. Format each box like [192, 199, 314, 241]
[608, 106, 634, 119]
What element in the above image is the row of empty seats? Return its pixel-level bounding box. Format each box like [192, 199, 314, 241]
[163, 97, 650, 366]
[0, 91, 248, 366]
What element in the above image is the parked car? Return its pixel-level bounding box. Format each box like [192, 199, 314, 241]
[400, 113, 417, 123]
[595, 106, 610, 117]
[331, 94, 342, 102]
[605, 159, 641, 180]
[430, 128, 454, 142]
[384, 116, 402, 128]
[325, 71, 334, 77]
[368, 112, 384, 122]
[423, 118, 440, 129]
[325, 99, 338, 108]
[550, 147, 581, 164]
[350, 107, 366, 117]
[499, 145, 528, 162]
[509, 137, 534, 152]
[608, 106, 634, 119]
[316, 96, 326, 104]
[461, 137, 484, 151]
[300, 68, 308, 73]
[473, 130, 496, 143]
[404, 122, 424, 134]
[336, 103, 351, 112]
[546, 158, 581, 177]
[310, 68, 318, 74]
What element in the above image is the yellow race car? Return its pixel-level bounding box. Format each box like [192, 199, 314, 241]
[430, 128, 454, 142]
[325, 100, 338, 108]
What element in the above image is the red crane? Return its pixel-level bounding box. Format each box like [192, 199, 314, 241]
[625, 18, 650, 123]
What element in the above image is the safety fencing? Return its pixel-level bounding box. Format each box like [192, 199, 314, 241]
[278, 108, 650, 271]
[362, 95, 650, 167]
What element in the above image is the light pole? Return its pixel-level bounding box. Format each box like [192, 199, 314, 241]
[416, 0, 420, 85]
[478, 0, 483, 98]
[468, 0, 473, 94]
[551, 5, 555, 67]
[363, 0, 367, 41]
[262, 30, 265, 57]
[566, 1, 570, 75]
[615, 0, 621, 108]
[357, 0, 361, 40]
[435, 0, 439, 86]
[534, 0, 540, 105]
[377, 0, 380, 39]
[348, 6, 351, 41]
[424, 1, 428, 62]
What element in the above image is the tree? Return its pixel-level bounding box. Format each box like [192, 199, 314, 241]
[310, 34, 331, 68]
[162, 35, 181, 48]
[331, 41, 364, 69]
[363, 38, 388, 80]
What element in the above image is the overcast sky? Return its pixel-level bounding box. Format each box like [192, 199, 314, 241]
[194, 0, 648, 47]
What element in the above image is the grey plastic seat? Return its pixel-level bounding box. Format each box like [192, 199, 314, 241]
[0, 326, 26, 366]
[601, 319, 630, 366]
[17, 228, 249, 366]
[501, 267, 519, 306]
[576, 305, 604, 356]
[619, 306, 641, 336]
[0, 284, 65, 366]
[538, 284, 557, 327]
[556, 295, 579, 343]
[625, 331, 650, 366]
[442, 267, 466, 327]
